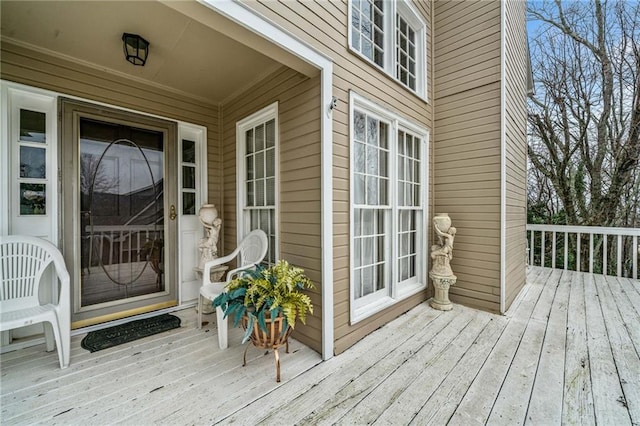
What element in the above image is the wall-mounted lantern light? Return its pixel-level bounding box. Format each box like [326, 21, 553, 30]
[122, 33, 149, 66]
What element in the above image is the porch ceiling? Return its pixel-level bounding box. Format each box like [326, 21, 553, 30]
[0, 1, 284, 104]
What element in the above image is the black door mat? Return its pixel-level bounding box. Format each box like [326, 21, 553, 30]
[81, 314, 181, 352]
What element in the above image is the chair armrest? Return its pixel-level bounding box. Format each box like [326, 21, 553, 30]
[202, 246, 244, 285]
[225, 263, 258, 283]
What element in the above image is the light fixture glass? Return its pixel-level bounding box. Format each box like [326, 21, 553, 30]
[122, 33, 149, 66]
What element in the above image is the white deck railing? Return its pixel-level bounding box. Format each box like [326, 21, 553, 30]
[526, 224, 639, 280]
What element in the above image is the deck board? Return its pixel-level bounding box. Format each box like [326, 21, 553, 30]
[584, 274, 633, 425]
[1, 267, 638, 426]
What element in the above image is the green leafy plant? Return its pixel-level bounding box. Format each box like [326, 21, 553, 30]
[213, 260, 315, 344]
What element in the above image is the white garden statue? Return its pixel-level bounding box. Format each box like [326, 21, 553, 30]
[429, 213, 457, 311]
[198, 204, 222, 270]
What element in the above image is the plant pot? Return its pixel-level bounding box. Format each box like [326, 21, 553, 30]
[241, 312, 293, 382]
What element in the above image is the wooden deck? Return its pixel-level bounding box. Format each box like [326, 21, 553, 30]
[1, 266, 638, 425]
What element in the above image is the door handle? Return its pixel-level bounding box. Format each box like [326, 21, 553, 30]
[169, 204, 177, 220]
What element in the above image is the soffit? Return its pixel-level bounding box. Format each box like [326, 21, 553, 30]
[0, 0, 285, 104]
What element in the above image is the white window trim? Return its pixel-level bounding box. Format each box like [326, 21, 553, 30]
[349, 91, 429, 324]
[235, 102, 279, 261]
[2, 84, 58, 244]
[347, 0, 427, 100]
[178, 124, 207, 217]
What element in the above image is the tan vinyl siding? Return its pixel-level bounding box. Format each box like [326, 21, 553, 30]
[503, 0, 528, 309]
[434, 0, 502, 313]
[240, 0, 433, 354]
[221, 66, 323, 353]
[0, 41, 223, 217]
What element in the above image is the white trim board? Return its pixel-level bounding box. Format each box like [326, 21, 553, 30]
[499, 2, 507, 314]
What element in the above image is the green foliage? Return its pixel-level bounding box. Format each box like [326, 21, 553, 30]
[213, 260, 315, 344]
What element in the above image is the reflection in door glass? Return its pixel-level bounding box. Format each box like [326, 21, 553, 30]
[79, 118, 165, 307]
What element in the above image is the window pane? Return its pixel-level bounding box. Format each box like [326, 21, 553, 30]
[183, 166, 195, 189]
[366, 176, 378, 205]
[376, 263, 385, 291]
[265, 147, 275, 177]
[246, 155, 254, 180]
[362, 209, 374, 235]
[182, 192, 196, 215]
[182, 139, 195, 164]
[256, 180, 265, 206]
[265, 119, 275, 148]
[355, 238, 362, 267]
[354, 269, 362, 299]
[20, 109, 46, 143]
[367, 117, 378, 146]
[362, 265, 374, 296]
[20, 146, 46, 178]
[260, 210, 270, 232]
[247, 181, 254, 207]
[362, 39, 373, 60]
[377, 235, 385, 262]
[246, 129, 254, 154]
[354, 111, 366, 142]
[366, 145, 378, 175]
[379, 177, 388, 205]
[266, 177, 275, 205]
[20, 183, 46, 215]
[355, 173, 365, 205]
[255, 124, 265, 151]
[379, 122, 388, 149]
[256, 151, 265, 179]
[251, 209, 259, 230]
[379, 149, 387, 176]
[363, 236, 373, 266]
[355, 141, 365, 173]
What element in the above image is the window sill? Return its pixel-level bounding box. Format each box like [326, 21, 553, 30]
[350, 281, 427, 325]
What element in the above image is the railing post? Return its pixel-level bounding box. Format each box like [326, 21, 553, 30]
[530, 230, 534, 266]
[577, 232, 581, 272]
[603, 234, 608, 276]
[541, 231, 545, 268]
[634, 236, 638, 280]
[617, 235, 622, 277]
[564, 232, 568, 270]
[552, 231, 556, 269]
[589, 233, 594, 273]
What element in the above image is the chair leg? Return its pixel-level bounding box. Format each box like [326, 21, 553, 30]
[197, 295, 203, 329]
[43, 322, 55, 352]
[49, 320, 68, 369]
[216, 306, 228, 349]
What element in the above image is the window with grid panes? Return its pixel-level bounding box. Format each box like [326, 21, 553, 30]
[350, 93, 427, 323]
[239, 106, 277, 265]
[349, 0, 426, 98]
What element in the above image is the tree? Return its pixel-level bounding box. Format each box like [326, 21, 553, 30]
[527, 0, 640, 228]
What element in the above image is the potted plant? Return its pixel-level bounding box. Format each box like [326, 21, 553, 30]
[212, 259, 315, 381]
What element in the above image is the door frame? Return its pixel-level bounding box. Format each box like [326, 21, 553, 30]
[60, 98, 179, 328]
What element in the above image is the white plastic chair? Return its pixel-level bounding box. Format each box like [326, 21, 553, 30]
[0, 235, 71, 368]
[197, 229, 268, 349]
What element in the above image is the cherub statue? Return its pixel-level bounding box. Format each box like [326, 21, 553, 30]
[198, 204, 222, 269]
[430, 223, 456, 277]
